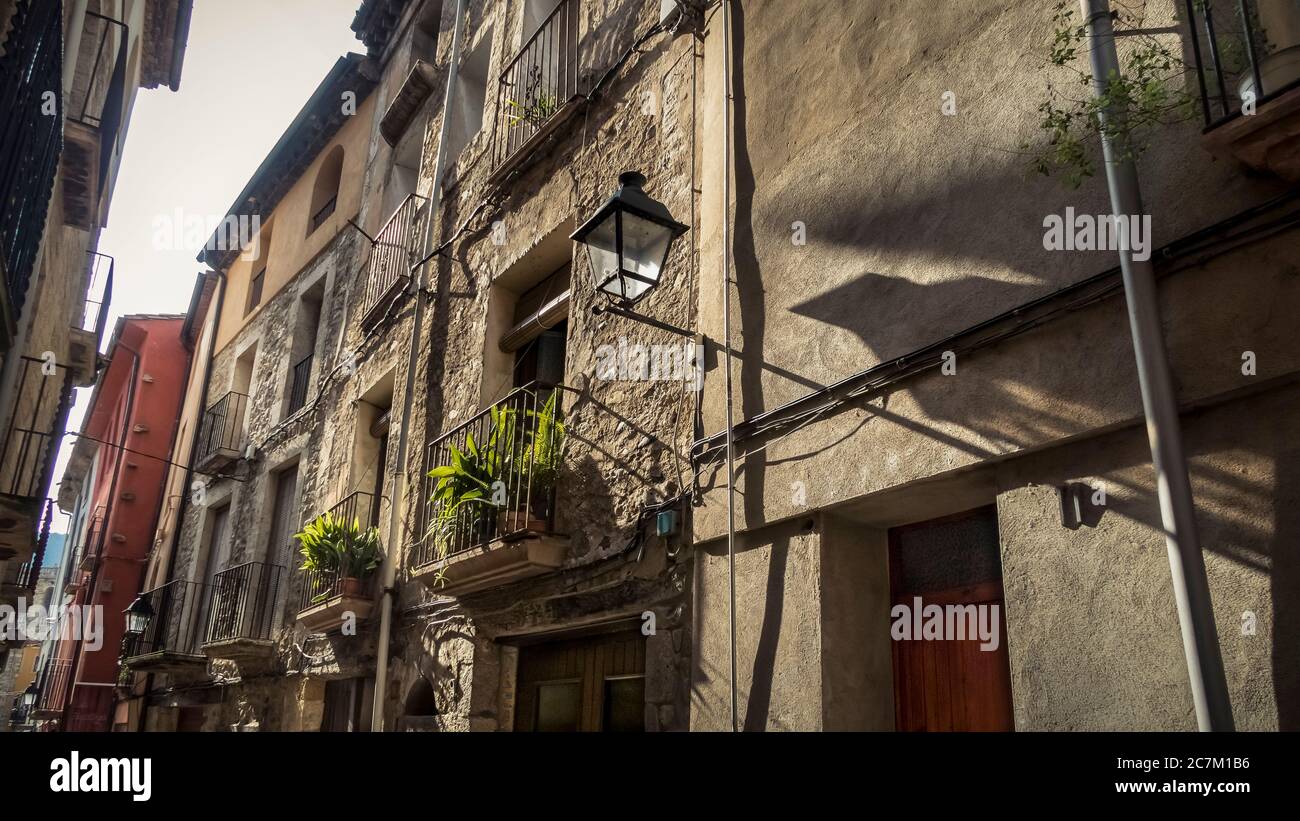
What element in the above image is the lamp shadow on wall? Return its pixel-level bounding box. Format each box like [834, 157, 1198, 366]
[722, 0, 1297, 730]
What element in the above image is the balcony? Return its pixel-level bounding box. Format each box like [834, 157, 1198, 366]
[67, 252, 112, 387]
[0, 0, 63, 351]
[121, 579, 209, 674]
[489, 0, 584, 182]
[202, 561, 284, 663]
[61, 12, 129, 230]
[358, 194, 428, 329]
[1190, 0, 1300, 180]
[295, 491, 380, 633]
[194, 390, 249, 474]
[409, 386, 569, 596]
[1, 500, 53, 607]
[0, 359, 72, 560]
[31, 658, 73, 720]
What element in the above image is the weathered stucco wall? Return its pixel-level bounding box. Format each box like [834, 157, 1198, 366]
[688, 0, 1300, 731]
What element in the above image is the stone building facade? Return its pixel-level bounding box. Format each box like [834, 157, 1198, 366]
[116, 0, 1300, 733]
[119, 0, 699, 732]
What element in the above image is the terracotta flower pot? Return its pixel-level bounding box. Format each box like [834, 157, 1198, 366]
[339, 576, 364, 597]
[497, 506, 548, 537]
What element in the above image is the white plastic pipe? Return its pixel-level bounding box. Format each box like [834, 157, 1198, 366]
[1080, 0, 1233, 731]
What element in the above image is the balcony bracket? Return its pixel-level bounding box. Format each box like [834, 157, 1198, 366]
[411, 533, 569, 597]
[1202, 86, 1300, 182]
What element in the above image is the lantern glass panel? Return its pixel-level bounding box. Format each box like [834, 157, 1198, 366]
[585, 214, 623, 298]
[618, 212, 672, 302]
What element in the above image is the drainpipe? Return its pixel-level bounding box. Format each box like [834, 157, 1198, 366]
[1079, 0, 1233, 731]
[371, 0, 467, 732]
[139, 270, 225, 732]
[720, 0, 739, 733]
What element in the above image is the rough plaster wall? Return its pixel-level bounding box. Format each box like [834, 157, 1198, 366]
[694, 225, 1300, 542]
[996, 382, 1300, 730]
[692, 518, 823, 731]
[697, 0, 1288, 429]
[819, 515, 893, 731]
[692, 0, 1300, 541]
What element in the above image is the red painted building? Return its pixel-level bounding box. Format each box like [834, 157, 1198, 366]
[44, 316, 188, 731]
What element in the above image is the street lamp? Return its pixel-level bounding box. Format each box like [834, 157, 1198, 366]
[571, 171, 689, 306]
[123, 595, 154, 635]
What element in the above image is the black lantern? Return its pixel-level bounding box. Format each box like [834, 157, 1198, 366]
[571, 171, 689, 306]
[20, 682, 38, 709]
[123, 595, 154, 635]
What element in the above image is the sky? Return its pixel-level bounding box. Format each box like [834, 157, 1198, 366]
[46, 0, 366, 538]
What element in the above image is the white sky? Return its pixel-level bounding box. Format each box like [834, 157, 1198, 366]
[47, 0, 366, 536]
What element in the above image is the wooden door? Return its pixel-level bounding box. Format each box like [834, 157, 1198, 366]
[889, 506, 1014, 731]
[514, 630, 645, 732]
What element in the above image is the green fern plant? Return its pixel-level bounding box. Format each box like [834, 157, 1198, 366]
[295, 511, 383, 580]
[424, 389, 567, 562]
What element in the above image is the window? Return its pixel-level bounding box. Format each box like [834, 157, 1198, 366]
[522, 0, 563, 40]
[352, 374, 393, 524]
[322, 678, 375, 731]
[308, 146, 344, 235]
[245, 222, 272, 315]
[443, 27, 492, 167]
[233, 343, 258, 403]
[483, 233, 572, 406]
[286, 280, 325, 416]
[508, 266, 570, 389]
[195, 504, 231, 650]
[246, 268, 265, 314]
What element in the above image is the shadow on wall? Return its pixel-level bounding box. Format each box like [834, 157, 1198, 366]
[719, 0, 1299, 727]
[1271, 448, 1300, 729]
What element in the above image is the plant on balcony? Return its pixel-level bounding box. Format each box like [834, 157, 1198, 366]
[424, 390, 568, 567]
[425, 409, 515, 560]
[295, 512, 383, 600]
[506, 64, 560, 129]
[1024, 1, 1206, 189]
[521, 388, 566, 490]
[506, 93, 560, 129]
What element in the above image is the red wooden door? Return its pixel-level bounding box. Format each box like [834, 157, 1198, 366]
[889, 507, 1014, 731]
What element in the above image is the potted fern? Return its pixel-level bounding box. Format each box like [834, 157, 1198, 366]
[499, 389, 565, 536]
[425, 407, 515, 557]
[295, 511, 383, 599]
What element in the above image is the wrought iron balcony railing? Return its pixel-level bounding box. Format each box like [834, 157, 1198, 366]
[296, 490, 381, 612]
[78, 252, 113, 341]
[412, 386, 565, 568]
[491, 0, 582, 173]
[358, 194, 428, 328]
[288, 353, 313, 415]
[195, 390, 249, 468]
[126, 579, 209, 658]
[66, 11, 128, 132]
[0, 357, 72, 500]
[309, 195, 337, 234]
[4, 499, 54, 590]
[35, 658, 72, 713]
[203, 561, 283, 645]
[1185, 0, 1300, 127]
[0, 0, 64, 333]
